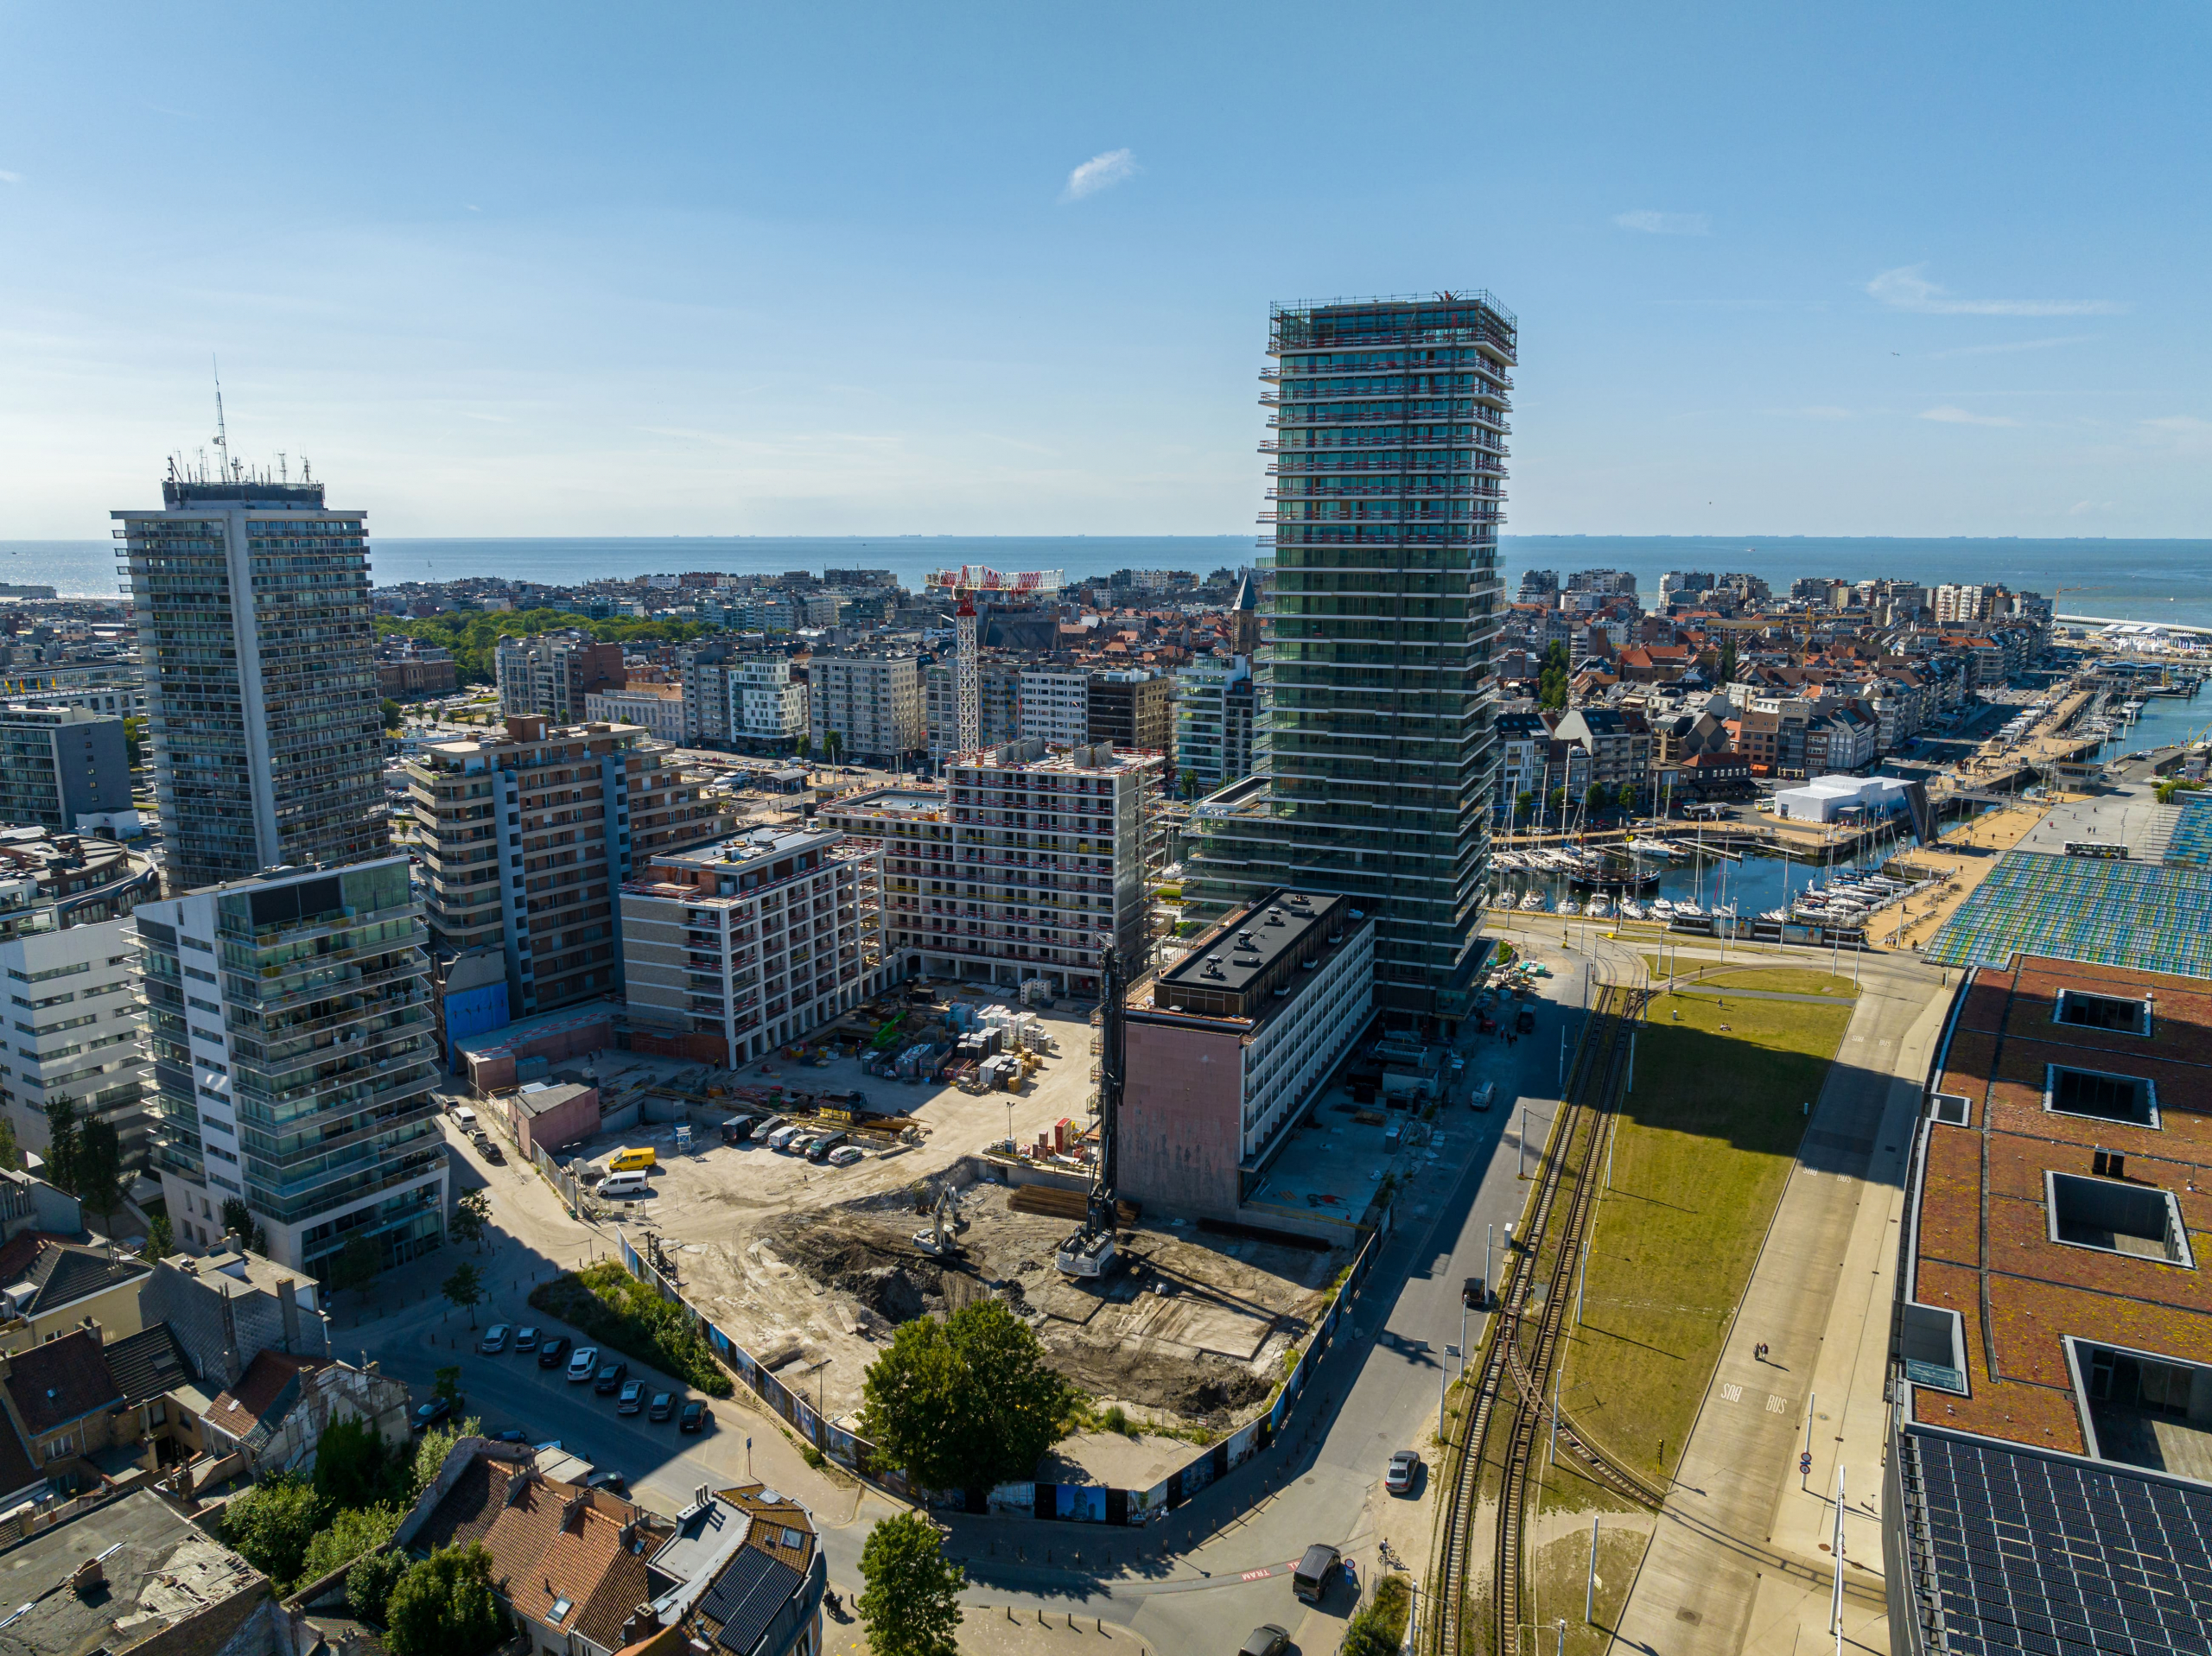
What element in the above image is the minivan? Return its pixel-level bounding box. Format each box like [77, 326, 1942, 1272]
[1471, 1081, 1497, 1112]
[1292, 1543, 1341, 1604]
[607, 1146, 657, 1173]
[600, 1171, 652, 1200]
[765, 1125, 804, 1152]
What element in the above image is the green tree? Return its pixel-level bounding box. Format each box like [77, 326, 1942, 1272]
[299, 1504, 404, 1586]
[313, 1418, 398, 1509]
[857, 1512, 964, 1656]
[434, 1366, 463, 1407]
[442, 1262, 483, 1327]
[329, 1231, 384, 1296]
[347, 1545, 412, 1624]
[72, 1117, 127, 1230]
[219, 1196, 268, 1255]
[796, 733, 812, 761]
[859, 1299, 1075, 1494]
[823, 728, 844, 765]
[1514, 790, 1535, 827]
[141, 1213, 174, 1262]
[380, 697, 404, 732]
[41, 1099, 80, 1195]
[449, 1189, 492, 1250]
[1719, 631, 1738, 682]
[223, 1472, 329, 1589]
[1585, 782, 1611, 815]
[1548, 786, 1568, 815]
[410, 1416, 485, 1495]
[373, 610, 710, 687]
[1618, 780, 1638, 814]
[123, 715, 149, 768]
[383, 1543, 509, 1656]
[1536, 639, 1572, 711]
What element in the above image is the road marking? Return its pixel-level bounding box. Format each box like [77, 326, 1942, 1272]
[1242, 1567, 1274, 1581]
[1720, 1383, 1743, 1403]
[1767, 1394, 1789, 1414]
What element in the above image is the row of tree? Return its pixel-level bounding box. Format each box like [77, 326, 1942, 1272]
[373, 610, 714, 687]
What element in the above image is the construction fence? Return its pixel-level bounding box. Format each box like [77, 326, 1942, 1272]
[615, 1201, 1394, 1526]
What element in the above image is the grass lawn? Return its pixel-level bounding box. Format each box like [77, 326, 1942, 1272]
[1559, 986, 1851, 1485]
[1642, 955, 1860, 998]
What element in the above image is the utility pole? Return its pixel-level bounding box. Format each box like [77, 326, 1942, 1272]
[1831, 1464, 1847, 1644]
[1519, 1101, 1529, 1178]
[1586, 1515, 1599, 1624]
[1486, 1222, 1494, 1296]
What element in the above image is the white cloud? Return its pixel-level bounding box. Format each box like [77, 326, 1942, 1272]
[0, 171, 21, 185]
[1063, 149, 1137, 202]
[1795, 405, 1853, 420]
[2140, 416, 2212, 454]
[1930, 334, 2097, 358]
[1867, 264, 2122, 317]
[1919, 405, 2020, 428]
[1613, 209, 1709, 236]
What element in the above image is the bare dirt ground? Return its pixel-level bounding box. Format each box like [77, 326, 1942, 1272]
[596, 999, 1347, 1432]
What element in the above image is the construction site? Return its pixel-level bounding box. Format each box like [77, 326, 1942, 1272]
[595, 983, 1349, 1443]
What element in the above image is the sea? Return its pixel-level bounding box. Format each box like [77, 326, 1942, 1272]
[8, 532, 2212, 631]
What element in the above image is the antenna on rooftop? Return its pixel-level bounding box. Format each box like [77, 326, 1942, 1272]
[276, 451, 288, 484]
[212, 357, 232, 481]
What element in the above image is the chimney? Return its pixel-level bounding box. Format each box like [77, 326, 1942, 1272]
[71, 1557, 105, 1596]
[620, 1606, 658, 1646]
[276, 1279, 302, 1355]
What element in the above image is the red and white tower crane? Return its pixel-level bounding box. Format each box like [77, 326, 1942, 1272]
[925, 565, 1065, 758]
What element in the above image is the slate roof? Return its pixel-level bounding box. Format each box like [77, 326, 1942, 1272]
[5, 1327, 122, 1436]
[0, 1235, 147, 1317]
[105, 1322, 194, 1405]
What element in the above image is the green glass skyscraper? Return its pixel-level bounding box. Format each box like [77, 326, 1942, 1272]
[1188, 293, 1516, 1022]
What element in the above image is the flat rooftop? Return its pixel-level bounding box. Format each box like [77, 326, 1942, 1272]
[0, 1487, 264, 1656]
[823, 788, 947, 821]
[1914, 954, 2212, 1473]
[646, 824, 842, 874]
[1156, 890, 1351, 1001]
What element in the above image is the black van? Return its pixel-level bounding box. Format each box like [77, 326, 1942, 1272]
[1292, 1543, 1341, 1604]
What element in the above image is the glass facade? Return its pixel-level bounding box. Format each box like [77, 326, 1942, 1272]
[140, 858, 444, 1272]
[115, 479, 389, 890]
[1189, 294, 1516, 1018]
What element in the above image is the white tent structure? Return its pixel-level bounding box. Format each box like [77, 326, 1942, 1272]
[1771, 774, 1915, 823]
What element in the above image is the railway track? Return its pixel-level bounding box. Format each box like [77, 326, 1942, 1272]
[1427, 963, 1650, 1655]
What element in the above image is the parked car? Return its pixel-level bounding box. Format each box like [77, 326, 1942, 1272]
[479, 1324, 510, 1355]
[805, 1132, 847, 1164]
[538, 1334, 570, 1368]
[513, 1326, 539, 1352]
[1516, 1006, 1536, 1035]
[567, 1345, 599, 1382]
[584, 1469, 626, 1494]
[1463, 1276, 1486, 1310]
[616, 1380, 645, 1414]
[679, 1400, 711, 1435]
[1471, 1081, 1496, 1112]
[493, 1428, 528, 1444]
[411, 1397, 455, 1432]
[647, 1392, 676, 1423]
[594, 1361, 629, 1395]
[1386, 1449, 1420, 1494]
[1238, 1628, 1290, 1656]
[480, 1139, 505, 1164]
[827, 1145, 865, 1167]
[452, 1107, 478, 1130]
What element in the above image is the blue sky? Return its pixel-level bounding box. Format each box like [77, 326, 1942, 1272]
[2, 1, 2207, 538]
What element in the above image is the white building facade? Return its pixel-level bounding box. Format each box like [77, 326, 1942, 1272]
[1018, 670, 1091, 747]
[809, 652, 923, 764]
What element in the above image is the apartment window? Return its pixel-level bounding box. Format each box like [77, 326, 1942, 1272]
[2047, 1171, 2193, 1266]
[2044, 1064, 2158, 1128]
[2056, 988, 2150, 1035]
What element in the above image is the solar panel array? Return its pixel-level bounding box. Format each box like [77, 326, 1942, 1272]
[1923, 853, 2212, 980]
[696, 1545, 804, 1656]
[1904, 1428, 2212, 1656]
[2166, 796, 2212, 872]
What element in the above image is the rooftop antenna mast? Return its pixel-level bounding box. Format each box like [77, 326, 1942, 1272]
[212, 358, 234, 481]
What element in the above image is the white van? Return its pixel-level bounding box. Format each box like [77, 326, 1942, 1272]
[766, 1125, 804, 1152]
[599, 1171, 652, 1200]
[1471, 1082, 1497, 1113]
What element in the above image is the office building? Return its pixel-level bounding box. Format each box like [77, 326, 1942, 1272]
[583, 683, 685, 743]
[495, 630, 626, 724]
[0, 828, 161, 1171]
[136, 857, 447, 1273]
[621, 823, 885, 1062]
[1189, 293, 1515, 1019]
[114, 472, 387, 889]
[1887, 952, 2212, 1656]
[681, 646, 810, 752]
[819, 739, 1158, 999]
[1019, 669, 1091, 747]
[1119, 889, 1374, 1220]
[809, 651, 923, 765]
[1087, 669, 1173, 757]
[1174, 655, 1258, 796]
[0, 704, 131, 832]
[409, 717, 731, 1021]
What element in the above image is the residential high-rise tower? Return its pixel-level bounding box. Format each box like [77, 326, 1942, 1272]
[1189, 293, 1516, 1022]
[115, 468, 387, 889]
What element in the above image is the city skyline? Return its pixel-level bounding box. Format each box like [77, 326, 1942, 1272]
[3, 3, 2208, 541]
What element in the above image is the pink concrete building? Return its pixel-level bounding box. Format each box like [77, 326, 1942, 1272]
[1119, 890, 1374, 1220]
